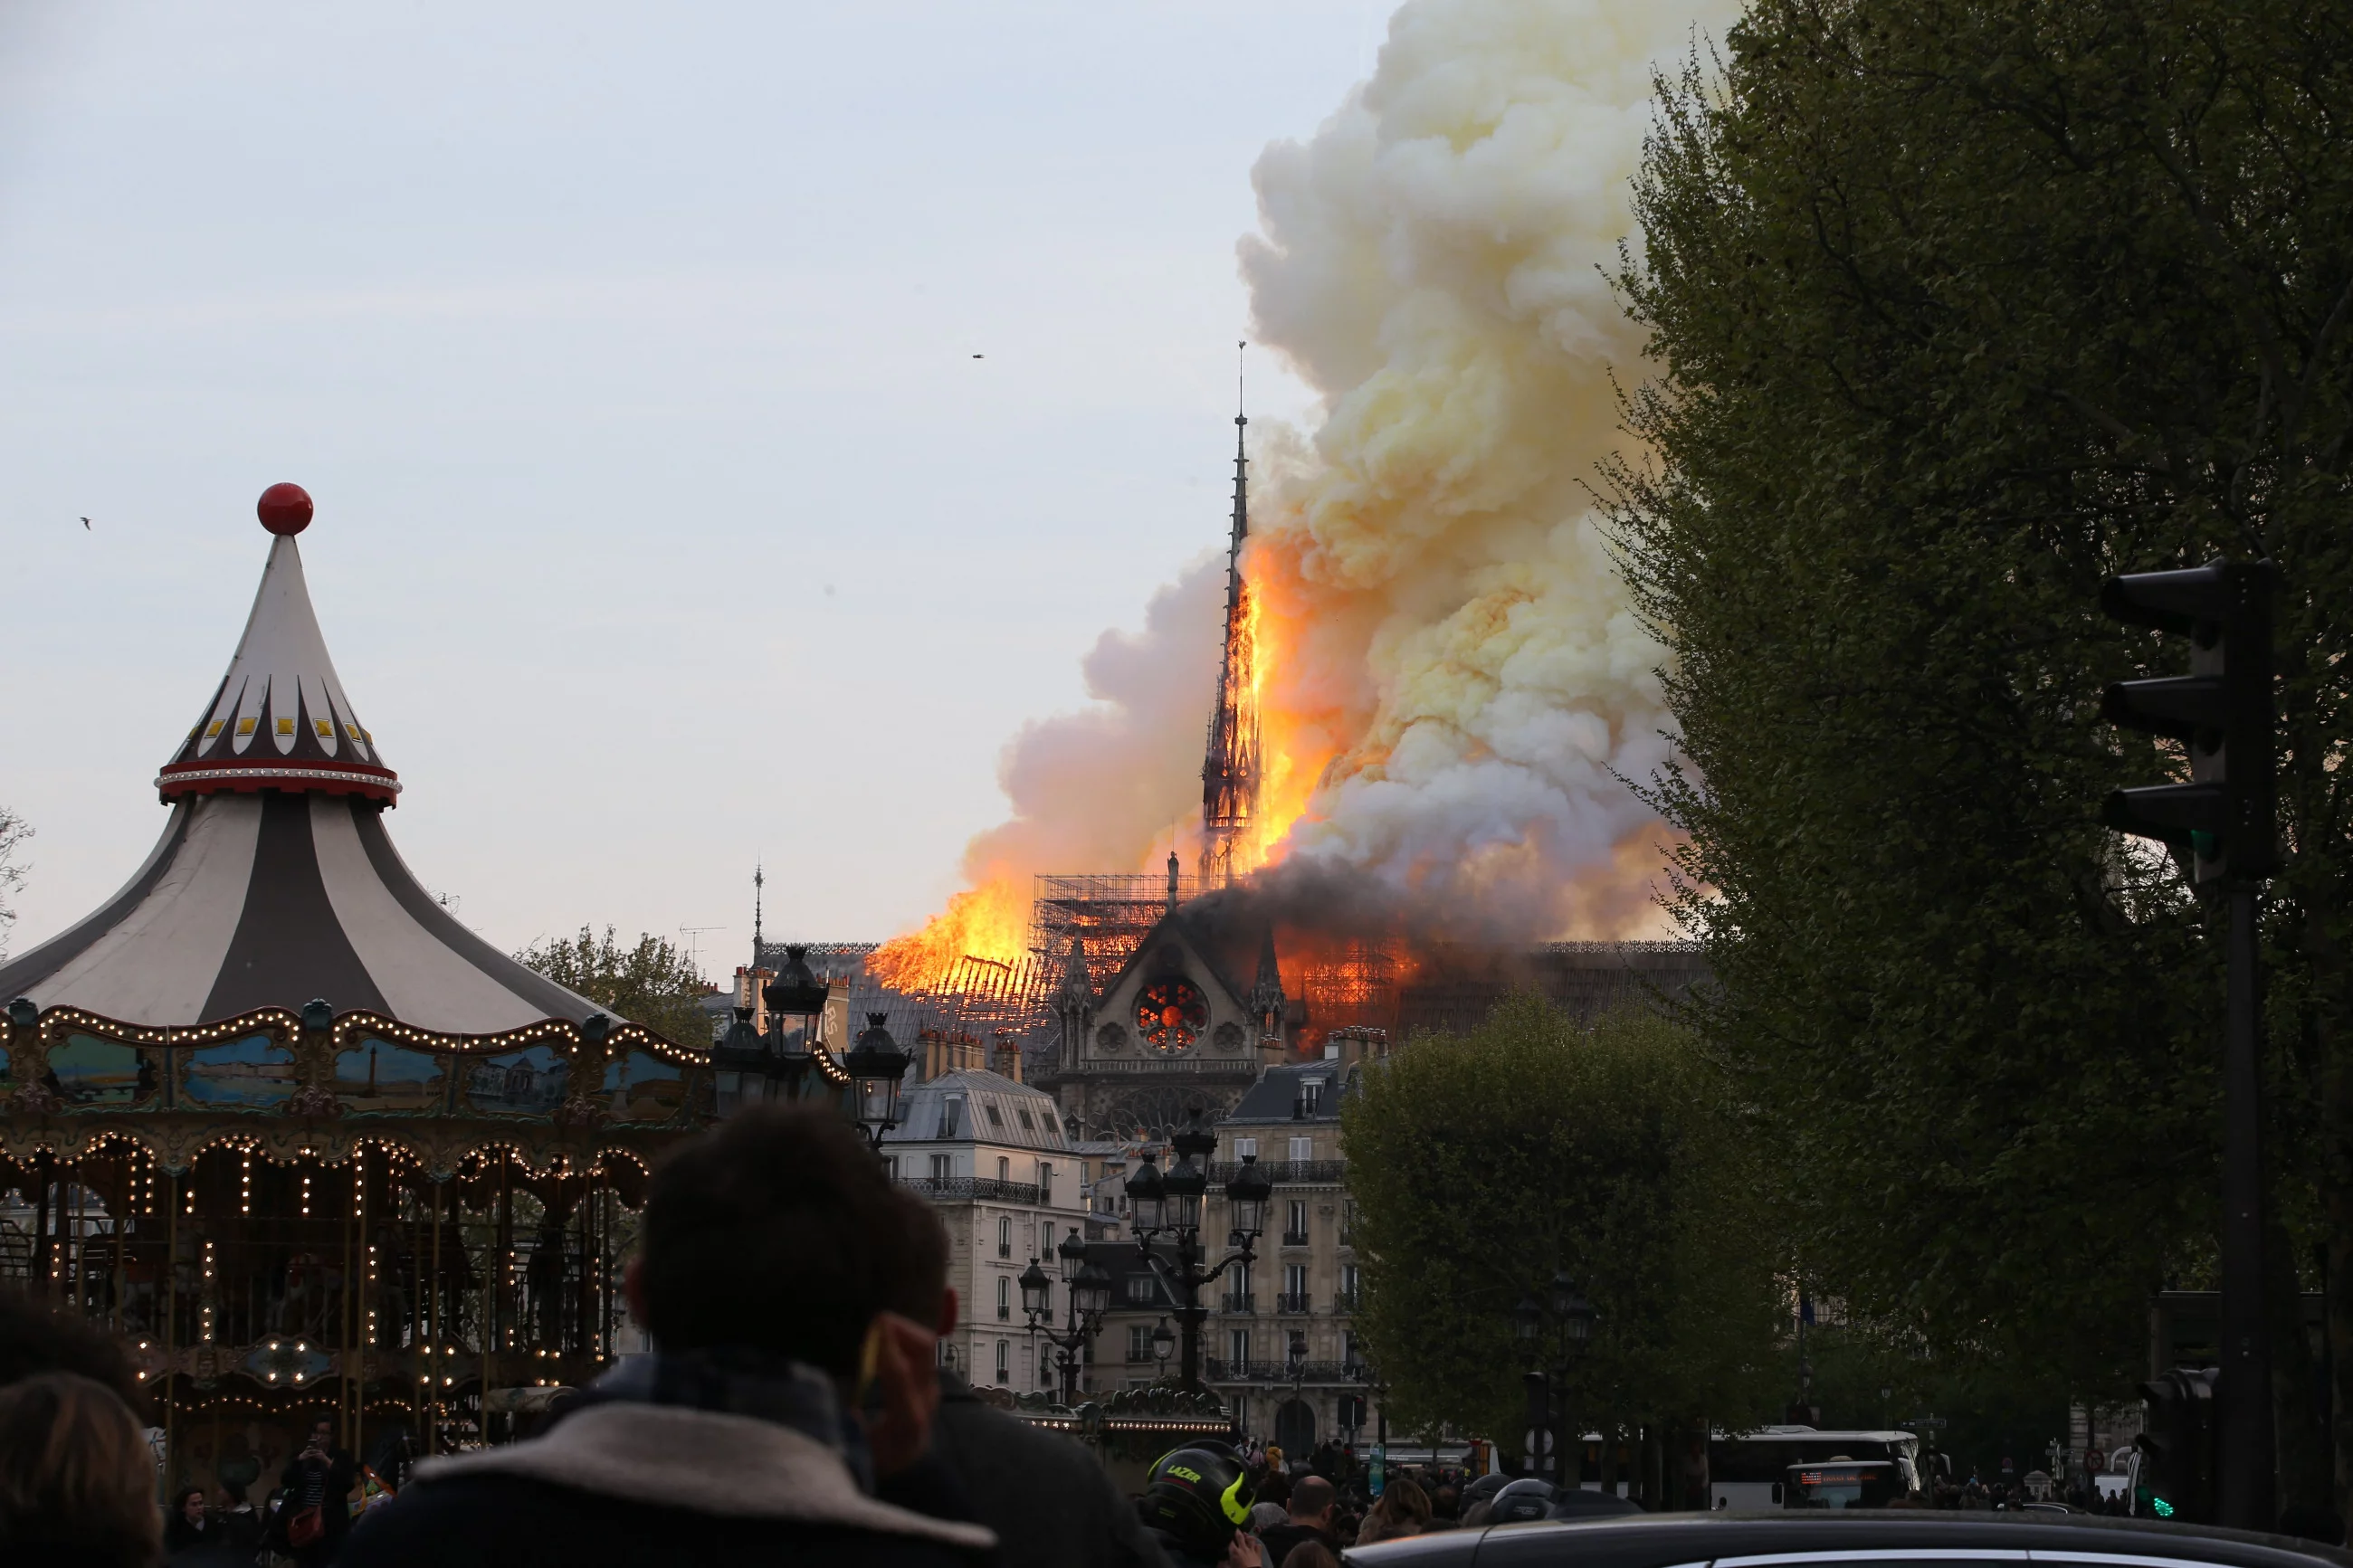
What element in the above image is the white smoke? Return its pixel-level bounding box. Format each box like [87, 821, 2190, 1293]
[959, 556, 1225, 884]
[1239, 0, 1735, 938]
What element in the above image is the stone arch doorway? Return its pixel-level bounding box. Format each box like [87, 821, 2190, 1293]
[1275, 1397, 1317, 1458]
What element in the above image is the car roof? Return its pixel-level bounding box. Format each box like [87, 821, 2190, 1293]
[1342, 1511, 2353, 1568]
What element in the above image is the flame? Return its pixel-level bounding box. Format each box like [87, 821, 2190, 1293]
[868, 874, 1030, 992]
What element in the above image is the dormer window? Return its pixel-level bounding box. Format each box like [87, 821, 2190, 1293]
[937, 1096, 965, 1138]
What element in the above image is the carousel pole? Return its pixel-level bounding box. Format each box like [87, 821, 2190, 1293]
[339, 1147, 357, 1452]
[32, 1148, 52, 1298]
[162, 1165, 178, 1498]
[427, 1169, 443, 1456]
[112, 1150, 129, 1334]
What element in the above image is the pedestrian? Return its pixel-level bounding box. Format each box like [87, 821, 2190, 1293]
[214, 1480, 263, 1550]
[1279, 1545, 1339, 1568]
[338, 1106, 995, 1568]
[875, 1212, 1165, 1568]
[272, 1416, 357, 1566]
[0, 1370, 164, 1568]
[1138, 1445, 1262, 1568]
[1256, 1472, 1339, 1563]
[1353, 1475, 1430, 1544]
[162, 1487, 214, 1553]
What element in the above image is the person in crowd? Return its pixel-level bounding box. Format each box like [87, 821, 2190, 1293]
[1255, 1473, 1338, 1565]
[214, 1480, 262, 1550]
[162, 1487, 214, 1553]
[874, 1193, 1165, 1568]
[0, 1370, 163, 1568]
[0, 1287, 148, 1410]
[1138, 1445, 1262, 1568]
[1354, 1475, 1431, 1544]
[338, 1106, 994, 1568]
[1279, 1544, 1339, 1568]
[1428, 1484, 1459, 1528]
[272, 1416, 357, 1566]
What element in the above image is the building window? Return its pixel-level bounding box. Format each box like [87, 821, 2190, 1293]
[1234, 1136, 1257, 1160]
[1017, 1106, 1036, 1131]
[1289, 1136, 1313, 1163]
[1040, 1222, 1055, 1258]
[997, 1215, 1012, 1258]
[996, 1339, 1009, 1383]
[938, 1096, 965, 1138]
[984, 1101, 1005, 1128]
[881, 1155, 898, 1179]
[1129, 1325, 1154, 1362]
[1127, 1274, 1156, 1304]
[1340, 1263, 1360, 1306]
[1228, 1328, 1250, 1364]
[997, 1276, 1011, 1320]
[1038, 1161, 1053, 1199]
[930, 1153, 952, 1181]
[1301, 1077, 1325, 1113]
[1286, 1199, 1310, 1241]
[997, 1155, 1010, 1183]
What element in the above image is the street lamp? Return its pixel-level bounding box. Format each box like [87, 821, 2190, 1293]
[843, 1012, 910, 1150]
[759, 944, 829, 1100]
[1152, 1316, 1176, 1374]
[1024, 1246, 1110, 1404]
[1125, 1114, 1266, 1392]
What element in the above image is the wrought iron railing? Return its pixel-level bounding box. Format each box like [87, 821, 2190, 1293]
[1273, 1291, 1312, 1314]
[1208, 1161, 1346, 1185]
[1205, 1358, 1356, 1383]
[1220, 1293, 1255, 1315]
[896, 1177, 1044, 1204]
[1281, 1231, 1310, 1247]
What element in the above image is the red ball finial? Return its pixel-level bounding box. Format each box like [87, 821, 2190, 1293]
[258, 482, 313, 536]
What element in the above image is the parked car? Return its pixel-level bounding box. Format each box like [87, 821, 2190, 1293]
[1342, 1507, 2350, 1568]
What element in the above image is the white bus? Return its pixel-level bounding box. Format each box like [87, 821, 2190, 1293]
[1709, 1425, 1922, 1509]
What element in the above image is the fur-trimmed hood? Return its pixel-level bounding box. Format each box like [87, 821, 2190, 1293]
[409, 1402, 995, 1552]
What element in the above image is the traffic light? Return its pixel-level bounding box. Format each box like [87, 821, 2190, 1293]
[2098, 559, 2276, 882]
[2135, 1366, 2218, 1522]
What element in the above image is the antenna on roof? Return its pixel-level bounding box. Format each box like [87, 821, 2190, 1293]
[752, 863, 765, 968]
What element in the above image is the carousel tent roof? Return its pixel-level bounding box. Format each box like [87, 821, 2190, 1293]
[0, 486, 623, 1035]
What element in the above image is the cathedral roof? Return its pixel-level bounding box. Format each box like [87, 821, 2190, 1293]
[0, 487, 626, 1037]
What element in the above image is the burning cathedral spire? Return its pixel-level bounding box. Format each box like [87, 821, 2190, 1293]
[1198, 343, 1262, 889]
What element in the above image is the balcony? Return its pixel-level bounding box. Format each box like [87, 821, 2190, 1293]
[896, 1177, 1044, 1204]
[1281, 1231, 1310, 1248]
[1333, 1292, 1361, 1315]
[1205, 1358, 1358, 1384]
[1220, 1293, 1255, 1315]
[1273, 1291, 1312, 1315]
[1209, 1160, 1345, 1185]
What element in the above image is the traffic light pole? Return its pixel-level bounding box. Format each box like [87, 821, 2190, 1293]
[2218, 882, 2274, 1532]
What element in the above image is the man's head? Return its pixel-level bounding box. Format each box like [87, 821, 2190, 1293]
[628, 1106, 944, 1377]
[1289, 1474, 1337, 1525]
[0, 1289, 146, 1421]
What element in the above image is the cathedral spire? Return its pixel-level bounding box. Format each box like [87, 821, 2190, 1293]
[1198, 341, 1262, 889]
[752, 862, 765, 968]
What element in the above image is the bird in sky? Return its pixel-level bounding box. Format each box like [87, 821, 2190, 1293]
[80, 517, 90, 530]
[972, 353, 984, 359]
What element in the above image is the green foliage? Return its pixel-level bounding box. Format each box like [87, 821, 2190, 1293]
[1611, 0, 2353, 1424]
[517, 926, 713, 1049]
[1341, 997, 1784, 1444]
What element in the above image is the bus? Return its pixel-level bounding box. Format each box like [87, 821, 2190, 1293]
[1709, 1426, 1921, 1509]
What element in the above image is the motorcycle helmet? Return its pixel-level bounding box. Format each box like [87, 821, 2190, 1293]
[1139, 1445, 1256, 1559]
[1491, 1477, 1558, 1523]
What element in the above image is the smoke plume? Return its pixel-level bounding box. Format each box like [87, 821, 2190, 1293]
[875, 0, 1729, 977]
[1237, 0, 1732, 939]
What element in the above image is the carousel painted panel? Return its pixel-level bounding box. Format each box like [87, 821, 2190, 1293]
[465, 1045, 571, 1116]
[334, 1038, 445, 1115]
[181, 1034, 299, 1109]
[601, 1050, 687, 1122]
[52, 1033, 159, 1109]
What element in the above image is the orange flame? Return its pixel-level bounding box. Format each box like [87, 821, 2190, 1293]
[868, 874, 1030, 992]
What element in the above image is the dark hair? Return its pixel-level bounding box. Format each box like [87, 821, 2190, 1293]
[639, 1106, 941, 1374]
[1290, 1474, 1337, 1517]
[1281, 1544, 1340, 1568]
[0, 1290, 147, 1420]
[0, 1372, 162, 1567]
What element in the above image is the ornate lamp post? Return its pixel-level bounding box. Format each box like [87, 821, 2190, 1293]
[843, 1013, 910, 1151]
[1517, 1270, 1596, 1487]
[1023, 1231, 1111, 1403]
[1125, 1113, 1271, 1391]
[1152, 1316, 1176, 1376]
[759, 944, 828, 1100]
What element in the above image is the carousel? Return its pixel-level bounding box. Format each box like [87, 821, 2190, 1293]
[0, 485, 824, 1497]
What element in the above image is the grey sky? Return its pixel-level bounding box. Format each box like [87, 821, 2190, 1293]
[0, 1, 1396, 969]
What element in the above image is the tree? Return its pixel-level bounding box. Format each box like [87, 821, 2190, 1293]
[1342, 997, 1784, 1484]
[517, 927, 713, 1050]
[0, 807, 28, 959]
[1611, 0, 2353, 1509]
